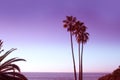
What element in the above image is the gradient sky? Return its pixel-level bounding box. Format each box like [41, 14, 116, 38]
[0, 0, 120, 72]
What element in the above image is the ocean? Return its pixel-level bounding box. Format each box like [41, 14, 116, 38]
[23, 72, 108, 80]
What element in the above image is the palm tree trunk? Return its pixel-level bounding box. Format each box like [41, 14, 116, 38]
[70, 32, 77, 80]
[78, 43, 81, 80]
[80, 42, 84, 80]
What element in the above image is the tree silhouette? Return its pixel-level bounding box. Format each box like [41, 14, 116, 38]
[74, 21, 89, 80]
[0, 40, 28, 80]
[63, 16, 89, 80]
[63, 16, 77, 80]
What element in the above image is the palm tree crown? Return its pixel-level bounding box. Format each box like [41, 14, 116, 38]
[63, 16, 77, 33]
[74, 21, 89, 43]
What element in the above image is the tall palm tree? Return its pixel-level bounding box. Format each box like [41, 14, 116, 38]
[80, 31, 89, 80]
[0, 40, 28, 80]
[74, 22, 89, 80]
[63, 16, 77, 80]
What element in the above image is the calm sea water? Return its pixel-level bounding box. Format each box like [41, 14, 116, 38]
[23, 72, 107, 80]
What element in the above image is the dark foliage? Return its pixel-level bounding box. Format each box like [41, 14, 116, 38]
[0, 40, 28, 80]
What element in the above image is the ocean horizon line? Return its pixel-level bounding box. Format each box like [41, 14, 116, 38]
[22, 72, 108, 80]
[22, 71, 109, 74]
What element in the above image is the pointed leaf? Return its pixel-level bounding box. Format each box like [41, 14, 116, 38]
[2, 72, 28, 80]
[0, 64, 21, 72]
[0, 48, 17, 62]
[1, 57, 26, 68]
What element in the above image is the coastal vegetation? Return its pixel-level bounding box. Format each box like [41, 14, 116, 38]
[0, 40, 28, 80]
[98, 66, 120, 80]
[63, 16, 89, 80]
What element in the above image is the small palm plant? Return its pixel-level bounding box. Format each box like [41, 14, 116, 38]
[0, 40, 28, 80]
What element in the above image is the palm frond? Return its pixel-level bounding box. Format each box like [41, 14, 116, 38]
[0, 40, 3, 50]
[0, 64, 21, 72]
[1, 57, 25, 69]
[0, 58, 26, 71]
[0, 40, 28, 80]
[0, 72, 28, 80]
[0, 48, 17, 62]
[0, 49, 4, 54]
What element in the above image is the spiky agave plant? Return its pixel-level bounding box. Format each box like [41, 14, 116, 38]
[0, 40, 28, 80]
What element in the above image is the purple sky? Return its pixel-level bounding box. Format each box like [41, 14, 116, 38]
[0, 0, 120, 72]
